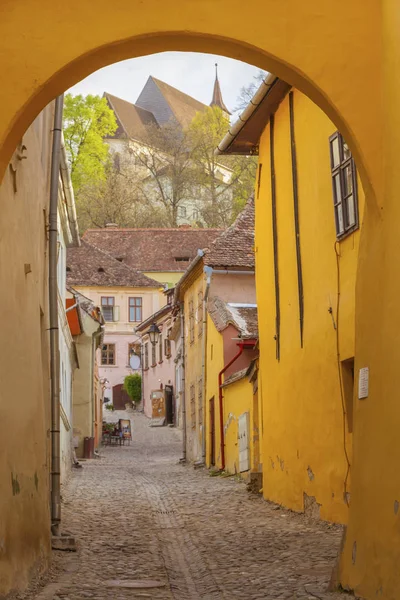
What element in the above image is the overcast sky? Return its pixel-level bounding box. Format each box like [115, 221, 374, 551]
[68, 52, 263, 119]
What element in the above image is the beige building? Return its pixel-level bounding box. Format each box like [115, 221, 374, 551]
[0, 102, 79, 595]
[67, 240, 164, 408]
[66, 288, 104, 458]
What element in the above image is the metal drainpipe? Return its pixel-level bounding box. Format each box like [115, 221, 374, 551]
[180, 303, 186, 462]
[201, 266, 212, 463]
[49, 94, 64, 535]
[218, 343, 244, 471]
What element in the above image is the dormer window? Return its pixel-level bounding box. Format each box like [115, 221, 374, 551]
[98, 267, 105, 273]
[175, 257, 190, 263]
[66, 266, 71, 272]
[116, 257, 124, 262]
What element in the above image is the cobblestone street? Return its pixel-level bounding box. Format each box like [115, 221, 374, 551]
[26, 414, 352, 600]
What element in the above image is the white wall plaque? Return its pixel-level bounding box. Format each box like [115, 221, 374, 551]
[358, 367, 369, 399]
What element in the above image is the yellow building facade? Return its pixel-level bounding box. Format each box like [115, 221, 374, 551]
[255, 89, 364, 524]
[220, 376, 254, 479]
[221, 86, 364, 523]
[205, 315, 224, 468]
[178, 261, 205, 463]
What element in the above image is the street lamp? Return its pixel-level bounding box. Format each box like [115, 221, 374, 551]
[148, 322, 161, 346]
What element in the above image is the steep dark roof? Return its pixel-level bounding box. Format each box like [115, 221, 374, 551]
[210, 66, 231, 115]
[204, 196, 255, 269]
[152, 77, 207, 127]
[208, 296, 258, 339]
[104, 92, 159, 143]
[67, 240, 161, 288]
[137, 76, 207, 129]
[82, 228, 222, 272]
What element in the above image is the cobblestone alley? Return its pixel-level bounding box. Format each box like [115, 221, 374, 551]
[22, 414, 353, 600]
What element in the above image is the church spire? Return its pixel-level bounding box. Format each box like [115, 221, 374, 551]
[210, 63, 231, 115]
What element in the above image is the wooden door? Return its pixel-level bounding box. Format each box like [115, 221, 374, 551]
[165, 385, 174, 425]
[112, 383, 131, 410]
[209, 396, 215, 466]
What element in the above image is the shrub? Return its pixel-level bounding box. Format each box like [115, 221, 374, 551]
[123, 374, 142, 404]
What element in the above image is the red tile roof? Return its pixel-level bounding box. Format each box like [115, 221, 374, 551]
[208, 296, 258, 338]
[221, 368, 248, 387]
[67, 240, 161, 288]
[204, 196, 255, 269]
[82, 228, 222, 272]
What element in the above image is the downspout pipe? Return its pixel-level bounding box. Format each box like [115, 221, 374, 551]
[180, 303, 187, 462]
[201, 266, 212, 463]
[218, 339, 256, 471]
[49, 94, 64, 535]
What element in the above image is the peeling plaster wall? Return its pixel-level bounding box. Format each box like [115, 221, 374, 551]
[223, 377, 253, 478]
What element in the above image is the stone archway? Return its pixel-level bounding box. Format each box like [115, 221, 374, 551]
[1, 2, 400, 599]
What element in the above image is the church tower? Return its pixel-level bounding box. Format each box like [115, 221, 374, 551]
[210, 63, 231, 118]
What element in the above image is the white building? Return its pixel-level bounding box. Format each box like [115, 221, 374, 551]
[103, 74, 233, 227]
[58, 135, 80, 479]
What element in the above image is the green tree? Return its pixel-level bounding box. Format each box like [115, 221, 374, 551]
[76, 156, 166, 231]
[188, 106, 257, 226]
[128, 121, 196, 227]
[63, 94, 117, 191]
[123, 374, 142, 405]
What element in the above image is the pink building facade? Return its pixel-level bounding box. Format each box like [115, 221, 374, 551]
[135, 298, 177, 423]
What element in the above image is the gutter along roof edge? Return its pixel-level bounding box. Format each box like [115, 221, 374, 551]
[216, 74, 291, 155]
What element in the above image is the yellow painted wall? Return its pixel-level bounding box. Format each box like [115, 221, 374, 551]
[182, 266, 205, 462]
[143, 271, 183, 287]
[256, 90, 364, 525]
[0, 0, 381, 205]
[205, 315, 224, 468]
[0, 108, 53, 595]
[223, 377, 253, 479]
[339, 7, 400, 597]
